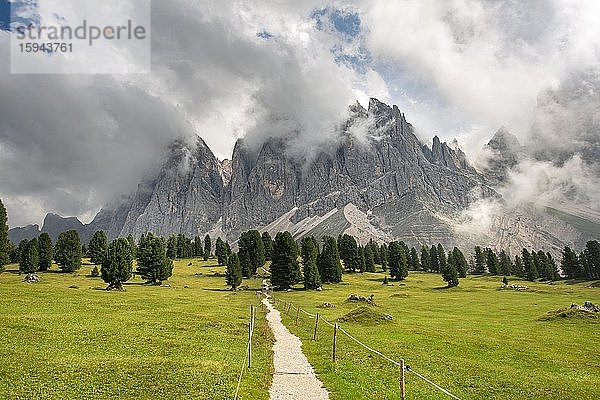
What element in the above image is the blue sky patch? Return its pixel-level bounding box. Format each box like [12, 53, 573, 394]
[0, 1, 10, 31]
[256, 30, 273, 39]
[311, 7, 361, 41]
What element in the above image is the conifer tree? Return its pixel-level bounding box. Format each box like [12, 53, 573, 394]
[301, 236, 321, 289]
[225, 253, 242, 290]
[473, 246, 486, 274]
[451, 247, 468, 278]
[408, 247, 420, 270]
[437, 244, 447, 273]
[317, 236, 343, 284]
[0, 198, 9, 272]
[19, 237, 39, 273]
[101, 237, 133, 290]
[338, 234, 360, 272]
[358, 246, 366, 272]
[166, 235, 178, 259]
[364, 243, 375, 272]
[486, 248, 499, 275]
[584, 240, 600, 279]
[194, 236, 203, 257]
[560, 246, 581, 279]
[522, 248, 538, 281]
[270, 231, 301, 290]
[546, 252, 560, 281]
[238, 230, 265, 276]
[371, 239, 381, 265]
[420, 246, 431, 272]
[430, 245, 439, 273]
[441, 250, 459, 287]
[55, 230, 82, 272]
[136, 233, 173, 284]
[239, 250, 252, 278]
[215, 237, 228, 266]
[380, 243, 388, 271]
[88, 230, 108, 265]
[513, 255, 524, 278]
[498, 250, 512, 276]
[262, 232, 273, 261]
[388, 241, 408, 280]
[204, 234, 212, 260]
[17, 239, 29, 265]
[37, 232, 53, 271]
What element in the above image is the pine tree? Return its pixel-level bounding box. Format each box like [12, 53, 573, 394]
[193, 236, 203, 257]
[364, 243, 375, 272]
[420, 246, 431, 272]
[37, 233, 53, 271]
[408, 247, 420, 270]
[215, 237, 228, 266]
[486, 248, 499, 275]
[513, 255, 524, 278]
[239, 250, 252, 278]
[371, 240, 381, 265]
[262, 232, 274, 261]
[127, 234, 137, 258]
[358, 246, 366, 272]
[88, 230, 108, 265]
[441, 250, 459, 287]
[522, 248, 538, 281]
[225, 253, 242, 290]
[437, 244, 447, 273]
[430, 245, 439, 273]
[19, 237, 39, 274]
[584, 240, 600, 279]
[380, 244, 388, 271]
[136, 233, 173, 284]
[498, 250, 512, 276]
[238, 230, 265, 276]
[388, 241, 408, 280]
[0, 198, 9, 273]
[301, 236, 321, 289]
[17, 239, 29, 266]
[101, 238, 133, 290]
[317, 236, 343, 284]
[166, 235, 178, 259]
[452, 247, 468, 278]
[338, 234, 360, 272]
[271, 231, 301, 290]
[204, 234, 212, 260]
[561, 246, 581, 279]
[546, 252, 560, 281]
[473, 246, 486, 274]
[55, 230, 82, 272]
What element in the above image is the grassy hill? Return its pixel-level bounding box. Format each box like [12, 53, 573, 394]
[0, 259, 273, 399]
[273, 272, 600, 400]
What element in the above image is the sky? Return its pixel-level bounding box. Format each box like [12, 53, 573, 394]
[1, 0, 599, 228]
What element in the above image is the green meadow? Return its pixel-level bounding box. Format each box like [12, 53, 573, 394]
[1, 260, 599, 399]
[0, 259, 273, 400]
[272, 272, 600, 400]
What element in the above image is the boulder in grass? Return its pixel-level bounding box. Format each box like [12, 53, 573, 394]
[69, 284, 79, 289]
[23, 274, 40, 283]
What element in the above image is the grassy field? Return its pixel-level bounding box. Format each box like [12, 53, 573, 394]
[0, 259, 273, 399]
[272, 272, 600, 400]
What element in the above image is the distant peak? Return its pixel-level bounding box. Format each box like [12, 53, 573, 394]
[488, 127, 521, 150]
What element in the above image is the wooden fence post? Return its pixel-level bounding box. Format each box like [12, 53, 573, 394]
[296, 307, 300, 325]
[333, 323, 338, 363]
[313, 313, 320, 340]
[400, 359, 406, 400]
[248, 322, 252, 369]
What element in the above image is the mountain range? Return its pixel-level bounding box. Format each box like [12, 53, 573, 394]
[9, 98, 600, 255]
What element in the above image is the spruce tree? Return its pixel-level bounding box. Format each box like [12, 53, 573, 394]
[430, 245, 439, 273]
[301, 236, 321, 289]
[498, 250, 512, 276]
[513, 255, 524, 278]
[204, 234, 212, 260]
[420, 246, 431, 272]
[452, 247, 468, 278]
[271, 231, 301, 290]
[0, 198, 9, 272]
[522, 248, 538, 281]
[408, 247, 420, 270]
[166, 235, 178, 259]
[371, 239, 381, 265]
[380, 243, 388, 271]
[19, 237, 39, 274]
[486, 248, 499, 275]
[358, 246, 366, 272]
[560, 246, 581, 279]
[88, 230, 108, 265]
[101, 238, 133, 290]
[238, 230, 265, 276]
[364, 243, 375, 272]
[194, 236, 203, 257]
[37, 233, 53, 271]
[317, 236, 343, 284]
[338, 234, 360, 272]
[136, 233, 173, 284]
[584, 240, 600, 279]
[441, 250, 459, 287]
[473, 246, 486, 274]
[388, 241, 408, 280]
[546, 252, 560, 281]
[215, 237, 228, 266]
[55, 230, 82, 272]
[127, 234, 137, 258]
[17, 239, 29, 266]
[437, 244, 447, 273]
[225, 253, 242, 290]
[239, 250, 252, 278]
[262, 232, 274, 261]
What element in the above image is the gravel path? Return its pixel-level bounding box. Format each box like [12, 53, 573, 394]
[263, 298, 329, 400]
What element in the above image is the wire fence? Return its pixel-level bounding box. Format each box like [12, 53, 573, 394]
[233, 301, 258, 400]
[271, 295, 463, 400]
